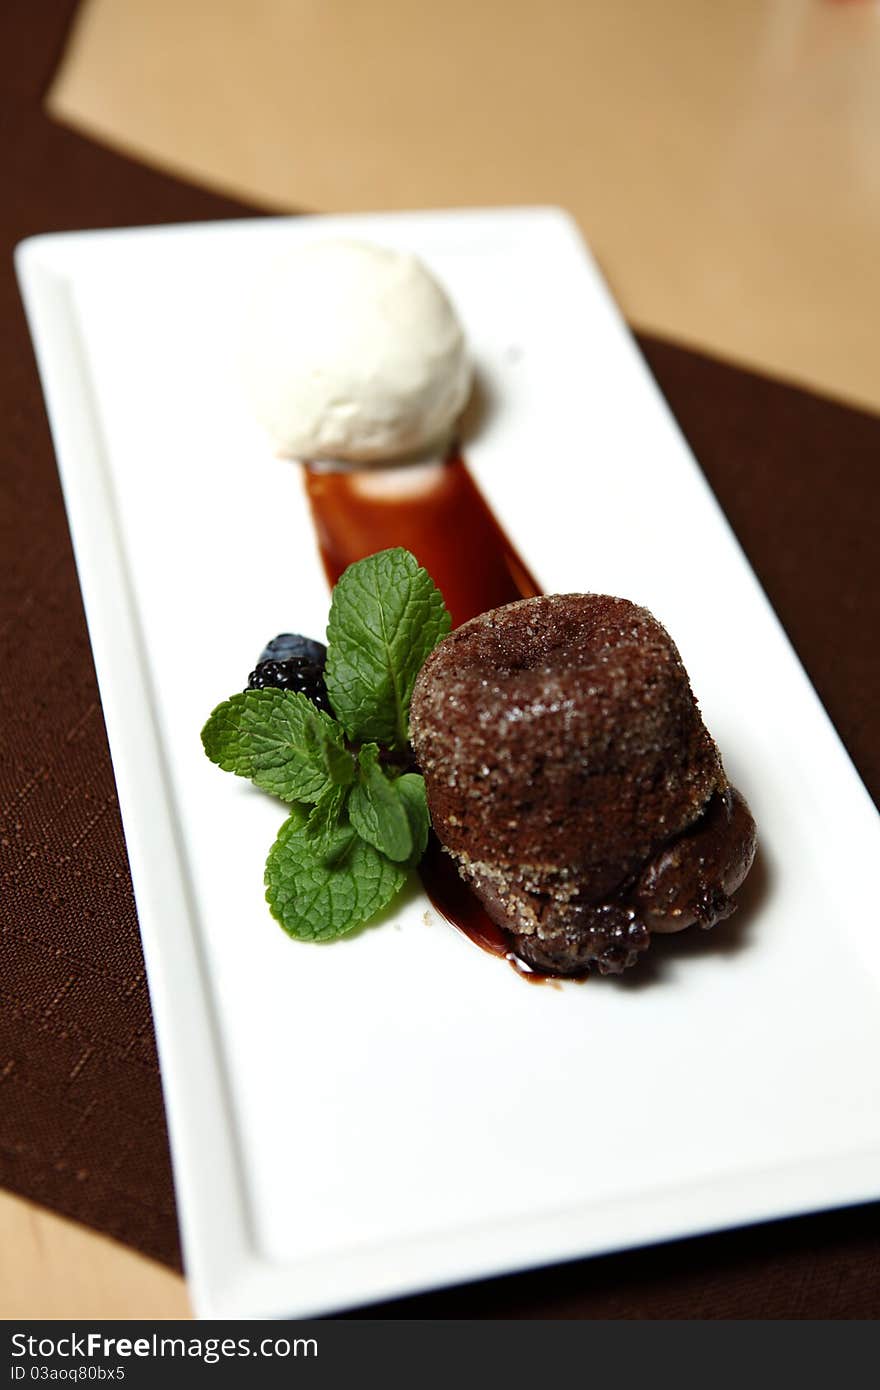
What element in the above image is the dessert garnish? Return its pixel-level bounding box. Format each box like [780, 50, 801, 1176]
[410, 593, 757, 976]
[202, 548, 450, 940]
[247, 637, 332, 711]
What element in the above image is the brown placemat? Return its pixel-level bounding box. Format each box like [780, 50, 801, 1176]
[2, 0, 879, 1316]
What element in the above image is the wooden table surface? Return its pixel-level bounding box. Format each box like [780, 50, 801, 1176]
[50, 0, 880, 415]
[0, 1189, 189, 1320]
[3, 0, 880, 1321]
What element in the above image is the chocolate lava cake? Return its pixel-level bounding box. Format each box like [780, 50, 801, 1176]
[409, 594, 756, 976]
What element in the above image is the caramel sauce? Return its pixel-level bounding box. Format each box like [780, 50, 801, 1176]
[304, 453, 540, 628]
[304, 451, 549, 977]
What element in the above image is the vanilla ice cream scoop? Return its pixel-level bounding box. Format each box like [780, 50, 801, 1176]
[240, 240, 472, 463]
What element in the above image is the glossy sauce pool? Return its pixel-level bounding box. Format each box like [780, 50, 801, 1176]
[304, 452, 551, 978]
[304, 453, 540, 627]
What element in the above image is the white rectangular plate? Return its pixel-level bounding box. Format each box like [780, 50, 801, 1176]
[16, 209, 880, 1319]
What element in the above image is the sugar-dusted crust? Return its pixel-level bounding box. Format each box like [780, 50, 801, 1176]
[410, 594, 756, 975]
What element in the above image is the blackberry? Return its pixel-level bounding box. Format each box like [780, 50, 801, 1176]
[247, 657, 332, 713]
[258, 633, 327, 667]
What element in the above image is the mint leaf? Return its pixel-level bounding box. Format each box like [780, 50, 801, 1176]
[303, 718, 356, 789]
[201, 689, 351, 804]
[349, 744, 413, 862]
[305, 785, 348, 856]
[395, 773, 431, 868]
[348, 750, 431, 867]
[324, 548, 451, 750]
[265, 805, 406, 941]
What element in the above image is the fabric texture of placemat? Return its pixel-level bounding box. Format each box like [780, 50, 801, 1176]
[2, 0, 879, 1315]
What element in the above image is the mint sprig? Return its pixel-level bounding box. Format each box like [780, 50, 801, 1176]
[394, 774, 431, 868]
[349, 743, 430, 864]
[201, 548, 449, 942]
[265, 806, 405, 941]
[201, 688, 353, 804]
[325, 548, 451, 751]
[305, 785, 348, 857]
